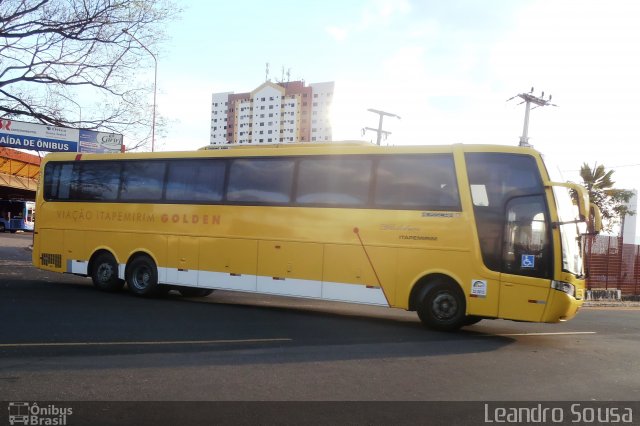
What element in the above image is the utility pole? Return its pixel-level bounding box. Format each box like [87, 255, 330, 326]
[362, 109, 401, 145]
[507, 87, 556, 148]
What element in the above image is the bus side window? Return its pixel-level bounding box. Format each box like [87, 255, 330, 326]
[166, 159, 225, 202]
[74, 162, 120, 201]
[465, 152, 546, 273]
[227, 158, 294, 203]
[297, 157, 371, 206]
[44, 162, 76, 201]
[120, 161, 165, 201]
[374, 155, 460, 211]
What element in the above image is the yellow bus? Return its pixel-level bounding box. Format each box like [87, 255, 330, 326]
[32, 142, 600, 331]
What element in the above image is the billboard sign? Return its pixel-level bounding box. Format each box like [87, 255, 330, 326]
[79, 129, 124, 153]
[0, 119, 122, 153]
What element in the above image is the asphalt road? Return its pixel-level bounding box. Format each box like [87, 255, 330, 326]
[1, 232, 639, 409]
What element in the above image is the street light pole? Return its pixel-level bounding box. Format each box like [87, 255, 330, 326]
[507, 88, 557, 148]
[123, 29, 157, 152]
[363, 109, 401, 145]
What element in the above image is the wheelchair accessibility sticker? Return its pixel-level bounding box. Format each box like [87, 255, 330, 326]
[521, 254, 535, 269]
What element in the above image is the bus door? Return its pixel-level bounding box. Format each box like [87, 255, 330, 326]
[498, 194, 552, 321]
[465, 152, 553, 321]
[9, 214, 21, 230]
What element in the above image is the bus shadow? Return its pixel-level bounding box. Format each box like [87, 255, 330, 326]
[0, 279, 517, 368]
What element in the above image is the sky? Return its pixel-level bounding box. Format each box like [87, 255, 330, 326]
[149, 0, 640, 195]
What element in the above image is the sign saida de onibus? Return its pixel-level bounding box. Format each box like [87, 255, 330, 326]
[0, 119, 122, 153]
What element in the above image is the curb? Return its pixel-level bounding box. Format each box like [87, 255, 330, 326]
[583, 301, 640, 308]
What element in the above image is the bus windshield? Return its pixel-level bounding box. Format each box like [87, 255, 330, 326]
[553, 186, 584, 277]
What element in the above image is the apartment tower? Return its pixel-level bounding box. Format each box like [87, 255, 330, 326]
[210, 80, 334, 145]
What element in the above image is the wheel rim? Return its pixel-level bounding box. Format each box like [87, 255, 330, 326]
[431, 291, 458, 320]
[96, 263, 114, 284]
[132, 266, 151, 290]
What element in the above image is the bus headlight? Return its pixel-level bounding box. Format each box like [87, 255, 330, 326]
[551, 280, 575, 297]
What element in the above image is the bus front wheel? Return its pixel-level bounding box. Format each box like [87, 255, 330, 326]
[91, 252, 124, 292]
[417, 280, 466, 332]
[126, 255, 159, 297]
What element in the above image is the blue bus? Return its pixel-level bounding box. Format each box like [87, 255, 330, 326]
[0, 199, 35, 232]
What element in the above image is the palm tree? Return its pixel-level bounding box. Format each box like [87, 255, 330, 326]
[579, 163, 634, 233]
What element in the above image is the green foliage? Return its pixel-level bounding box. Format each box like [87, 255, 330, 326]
[578, 163, 635, 233]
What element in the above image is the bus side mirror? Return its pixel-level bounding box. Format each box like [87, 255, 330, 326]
[546, 182, 589, 221]
[547, 181, 602, 233]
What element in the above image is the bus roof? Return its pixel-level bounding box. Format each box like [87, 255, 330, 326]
[40, 142, 540, 163]
[199, 140, 373, 150]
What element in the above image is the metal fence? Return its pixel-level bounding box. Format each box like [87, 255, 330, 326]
[585, 235, 640, 296]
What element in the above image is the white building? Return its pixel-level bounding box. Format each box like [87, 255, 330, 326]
[210, 92, 232, 144]
[210, 80, 334, 145]
[621, 190, 638, 244]
[309, 81, 334, 143]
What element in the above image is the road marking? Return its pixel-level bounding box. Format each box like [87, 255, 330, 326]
[493, 332, 596, 337]
[0, 337, 292, 348]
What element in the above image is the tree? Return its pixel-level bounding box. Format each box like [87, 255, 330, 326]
[578, 163, 635, 233]
[0, 0, 179, 150]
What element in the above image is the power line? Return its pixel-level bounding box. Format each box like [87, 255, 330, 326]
[608, 163, 640, 169]
[561, 163, 640, 173]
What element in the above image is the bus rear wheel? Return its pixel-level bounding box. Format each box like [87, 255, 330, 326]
[91, 253, 124, 292]
[126, 255, 159, 297]
[417, 280, 466, 332]
[178, 287, 214, 297]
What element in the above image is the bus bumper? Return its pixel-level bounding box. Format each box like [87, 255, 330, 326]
[541, 290, 584, 323]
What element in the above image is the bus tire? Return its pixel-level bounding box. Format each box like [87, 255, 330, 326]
[178, 287, 214, 297]
[417, 280, 466, 332]
[126, 254, 159, 297]
[91, 252, 124, 292]
[0, 223, 5, 232]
